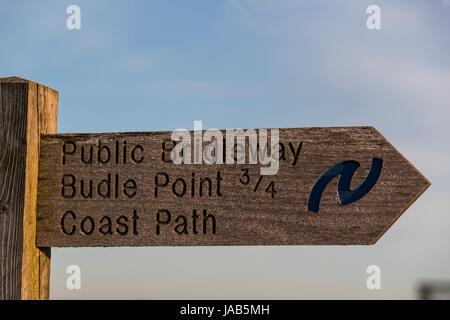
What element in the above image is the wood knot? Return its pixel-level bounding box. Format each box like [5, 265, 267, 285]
[0, 202, 7, 214]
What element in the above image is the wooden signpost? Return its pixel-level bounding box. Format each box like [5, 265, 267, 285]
[36, 127, 429, 247]
[0, 77, 430, 299]
[0, 77, 57, 300]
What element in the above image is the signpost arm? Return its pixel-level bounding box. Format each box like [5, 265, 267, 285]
[0, 77, 58, 300]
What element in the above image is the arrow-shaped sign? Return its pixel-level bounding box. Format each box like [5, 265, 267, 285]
[36, 126, 429, 247]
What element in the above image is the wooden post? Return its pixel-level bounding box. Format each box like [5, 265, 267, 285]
[0, 77, 58, 300]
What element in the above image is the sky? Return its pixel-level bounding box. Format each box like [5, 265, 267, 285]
[1, 0, 450, 299]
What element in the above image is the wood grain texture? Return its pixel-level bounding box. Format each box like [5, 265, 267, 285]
[0, 77, 58, 300]
[0, 80, 28, 299]
[36, 127, 429, 247]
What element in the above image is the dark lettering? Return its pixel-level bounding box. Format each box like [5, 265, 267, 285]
[116, 215, 129, 235]
[131, 145, 144, 164]
[61, 211, 76, 235]
[203, 210, 216, 234]
[156, 209, 171, 235]
[80, 216, 95, 235]
[99, 216, 113, 235]
[154, 172, 169, 197]
[123, 179, 137, 198]
[62, 174, 76, 198]
[174, 215, 188, 235]
[62, 141, 76, 165]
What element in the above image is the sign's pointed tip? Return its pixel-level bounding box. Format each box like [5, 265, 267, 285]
[369, 125, 431, 186]
[372, 178, 431, 245]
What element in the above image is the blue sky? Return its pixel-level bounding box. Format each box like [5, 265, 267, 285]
[1, 0, 450, 299]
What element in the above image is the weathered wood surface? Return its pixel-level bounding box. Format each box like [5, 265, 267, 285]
[36, 127, 429, 247]
[0, 77, 58, 300]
